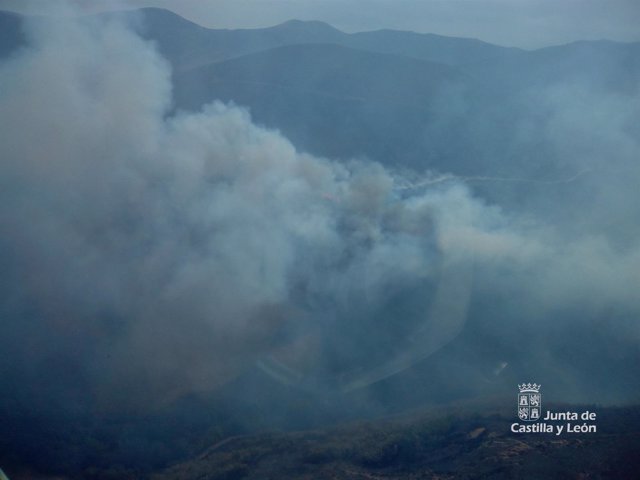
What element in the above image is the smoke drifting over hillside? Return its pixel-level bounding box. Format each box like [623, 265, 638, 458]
[0, 9, 639, 440]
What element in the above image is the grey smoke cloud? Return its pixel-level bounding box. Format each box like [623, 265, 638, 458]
[0, 13, 469, 407]
[0, 9, 639, 418]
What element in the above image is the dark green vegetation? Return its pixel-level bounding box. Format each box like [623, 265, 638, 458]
[2, 403, 638, 479]
[155, 403, 640, 479]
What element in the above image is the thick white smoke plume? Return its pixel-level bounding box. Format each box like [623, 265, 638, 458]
[1, 12, 639, 411]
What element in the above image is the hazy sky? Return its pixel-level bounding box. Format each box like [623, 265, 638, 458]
[1, 0, 639, 49]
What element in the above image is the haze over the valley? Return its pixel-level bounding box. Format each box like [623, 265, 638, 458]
[0, 2, 638, 477]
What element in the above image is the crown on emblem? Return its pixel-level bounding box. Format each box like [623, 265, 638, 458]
[518, 383, 541, 393]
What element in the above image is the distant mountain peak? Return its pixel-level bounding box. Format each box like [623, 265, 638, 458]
[274, 19, 343, 33]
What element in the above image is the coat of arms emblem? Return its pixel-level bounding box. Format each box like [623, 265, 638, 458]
[518, 383, 541, 421]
